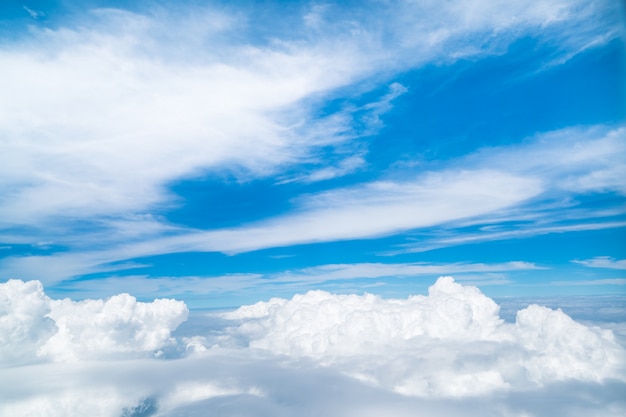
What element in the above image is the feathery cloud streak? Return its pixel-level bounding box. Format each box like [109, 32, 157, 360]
[0, 0, 620, 229]
[1, 125, 623, 283]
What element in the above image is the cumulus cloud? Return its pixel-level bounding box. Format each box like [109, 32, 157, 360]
[224, 277, 625, 397]
[1, 276, 625, 416]
[42, 294, 188, 361]
[0, 279, 56, 365]
[0, 279, 187, 364]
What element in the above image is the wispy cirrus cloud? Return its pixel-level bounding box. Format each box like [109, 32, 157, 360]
[2, 125, 624, 283]
[0, 0, 623, 288]
[41, 260, 541, 300]
[0, 8, 367, 228]
[464, 126, 626, 195]
[393, 126, 626, 253]
[550, 278, 626, 286]
[573, 257, 626, 270]
[0, 168, 542, 284]
[0, 0, 619, 231]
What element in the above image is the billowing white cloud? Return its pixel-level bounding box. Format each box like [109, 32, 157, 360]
[42, 294, 188, 362]
[1, 276, 625, 416]
[0, 279, 188, 364]
[0, 279, 56, 365]
[224, 277, 625, 396]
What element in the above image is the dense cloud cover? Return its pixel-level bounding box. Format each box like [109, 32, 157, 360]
[1, 277, 625, 416]
[0, 279, 188, 364]
[225, 277, 624, 396]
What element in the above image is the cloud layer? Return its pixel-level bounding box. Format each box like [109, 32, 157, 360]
[0, 279, 187, 364]
[0, 2, 625, 415]
[2, 277, 624, 416]
[225, 277, 624, 396]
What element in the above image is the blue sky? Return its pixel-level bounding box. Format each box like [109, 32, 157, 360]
[0, 0, 625, 307]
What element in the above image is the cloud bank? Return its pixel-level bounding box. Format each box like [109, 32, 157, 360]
[0, 279, 187, 364]
[2, 277, 624, 416]
[225, 277, 624, 396]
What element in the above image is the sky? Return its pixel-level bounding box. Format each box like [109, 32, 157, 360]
[0, 0, 625, 307]
[1, 1, 626, 416]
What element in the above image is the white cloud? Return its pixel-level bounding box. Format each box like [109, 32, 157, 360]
[11, 260, 538, 302]
[550, 278, 626, 286]
[0, 280, 56, 365]
[468, 126, 626, 195]
[224, 277, 625, 397]
[2, 124, 623, 283]
[0, 279, 188, 364]
[0, 1, 622, 285]
[392, 126, 626, 253]
[42, 294, 188, 362]
[573, 257, 626, 270]
[278, 260, 541, 282]
[1, 276, 625, 416]
[0, 10, 361, 227]
[299, 155, 366, 182]
[0, 165, 543, 284]
[0, 0, 618, 231]
[100, 124, 626, 259]
[395, 221, 626, 254]
[123, 168, 541, 257]
[23, 6, 44, 20]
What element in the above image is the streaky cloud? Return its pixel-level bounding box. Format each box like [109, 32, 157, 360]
[40, 260, 541, 300]
[573, 256, 626, 270]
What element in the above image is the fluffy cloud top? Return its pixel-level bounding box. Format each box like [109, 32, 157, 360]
[0, 279, 56, 365]
[225, 277, 625, 396]
[1, 276, 625, 416]
[226, 277, 505, 354]
[0, 279, 188, 364]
